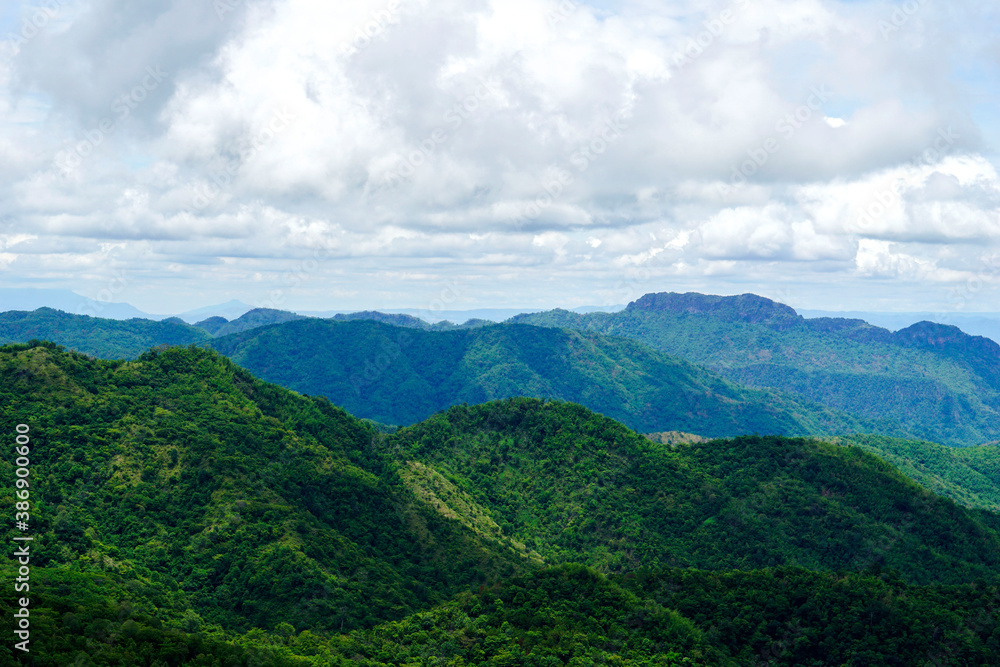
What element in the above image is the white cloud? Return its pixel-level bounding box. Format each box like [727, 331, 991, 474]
[0, 0, 998, 313]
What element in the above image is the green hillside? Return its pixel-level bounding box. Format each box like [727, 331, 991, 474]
[0, 308, 209, 359]
[511, 292, 1000, 446]
[197, 307, 306, 337]
[207, 318, 878, 438]
[0, 307, 888, 439]
[829, 434, 1000, 513]
[0, 342, 530, 640]
[2, 342, 1000, 665]
[385, 398, 1000, 583]
[325, 565, 1000, 666]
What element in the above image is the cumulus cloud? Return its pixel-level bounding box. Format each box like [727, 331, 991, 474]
[0, 0, 999, 312]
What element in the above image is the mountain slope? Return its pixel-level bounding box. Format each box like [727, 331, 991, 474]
[207, 318, 877, 437]
[383, 398, 1000, 584]
[203, 307, 307, 337]
[0, 308, 209, 359]
[829, 434, 1000, 513]
[511, 292, 1000, 445]
[3, 343, 1000, 665]
[330, 564, 1000, 666]
[0, 342, 530, 637]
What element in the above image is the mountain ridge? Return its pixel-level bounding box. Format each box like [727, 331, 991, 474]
[511, 291, 1000, 446]
[205, 318, 881, 438]
[3, 340, 1000, 665]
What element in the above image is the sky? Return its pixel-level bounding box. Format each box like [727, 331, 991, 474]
[1, 0, 1000, 317]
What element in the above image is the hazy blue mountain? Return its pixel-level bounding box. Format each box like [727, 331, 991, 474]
[0, 287, 154, 319]
[800, 309, 1000, 344]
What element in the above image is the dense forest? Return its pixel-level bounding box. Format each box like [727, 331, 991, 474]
[2, 341, 1000, 665]
[828, 434, 1000, 513]
[0, 309, 208, 360]
[10, 293, 1000, 447]
[0, 308, 881, 438]
[206, 319, 877, 437]
[511, 292, 1000, 446]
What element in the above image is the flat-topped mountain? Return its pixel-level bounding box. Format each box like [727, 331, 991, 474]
[629, 291, 802, 328]
[512, 291, 1000, 446]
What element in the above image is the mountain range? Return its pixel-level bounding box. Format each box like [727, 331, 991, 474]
[205, 318, 875, 438]
[6, 291, 1000, 446]
[511, 292, 1000, 446]
[2, 341, 1000, 665]
[8, 286, 1000, 338]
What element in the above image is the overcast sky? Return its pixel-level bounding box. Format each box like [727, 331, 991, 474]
[1, 0, 999, 316]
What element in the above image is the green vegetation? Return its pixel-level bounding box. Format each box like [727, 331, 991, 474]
[511, 292, 1000, 446]
[3, 341, 1000, 665]
[829, 434, 1000, 513]
[11, 292, 1000, 448]
[195, 308, 305, 337]
[622, 566, 1000, 666]
[386, 399, 1000, 583]
[0, 343, 529, 646]
[207, 318, 877, 437]
[0, 309, 209, 359]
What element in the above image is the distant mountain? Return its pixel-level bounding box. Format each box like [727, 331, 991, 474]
[175, 299, 253, 323]
[0, 288, 263, 324]
[0, 307, 209, 358]
[9, 295, 1000, 447]
[206, 318, 881, 437]
[0, 307, 887, 437]
[3, 342, 1000, 665]
[297, 305, 625, 324]
[0, 307, 492, 360]
[192, 315, 230, 335]
[201, 307, 306, 336]
[511, 292, 1000, 446]
[299, 307, 548, 324]
[0, 287, 154, 320]
[801, 309, 1000, 343]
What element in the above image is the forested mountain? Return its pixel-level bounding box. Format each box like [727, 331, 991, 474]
[386, 399, 1000, 583]
[194, 307, 306, 337]
[206, 318, 877, 437]
[0, 343, 531, 640]
[0, 307, 483, 359]
[830, 434, 1000, 513]
[328, 310, 490, 330]
[6, 296, 1000, 448]
[0, 306, 897, 438]
[511, 292, 1000, 446]
[331, 565, 1000, 666]
[2, 341, 1000, 665]
[0, 308, 208, 359]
